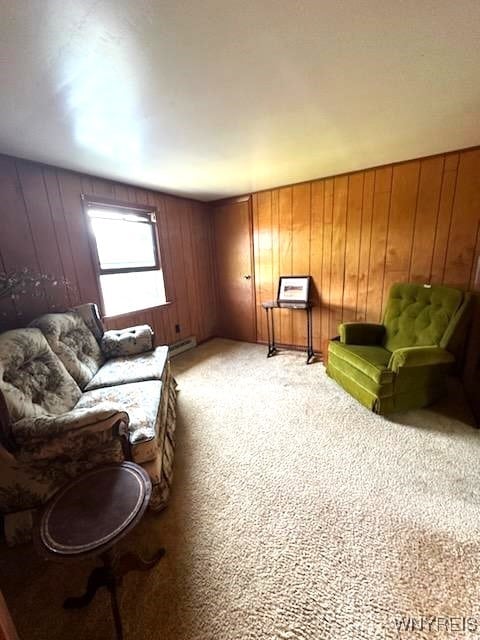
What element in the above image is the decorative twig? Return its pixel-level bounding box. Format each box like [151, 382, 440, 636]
[0, 268, 70, 318]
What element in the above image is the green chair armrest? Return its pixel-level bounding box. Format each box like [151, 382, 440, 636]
[339, 322, 385, 345]
[388, 346, 455, 373]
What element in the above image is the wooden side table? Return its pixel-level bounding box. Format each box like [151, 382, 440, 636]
[34, 462, 164, 640]
[261, 301, 315, 364]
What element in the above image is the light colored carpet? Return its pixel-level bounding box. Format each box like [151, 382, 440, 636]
[1, 338, 480, 639]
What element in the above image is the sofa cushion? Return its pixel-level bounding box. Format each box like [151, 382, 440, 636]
[30, 312, 104, 389]
[328, 341, 393, 384]
[101, 325, 153, 358]
[85, 346, 169, 391]
[76, 380, 162, 452]
[0, 328, 81, 422]
[383, 283, 463, 352]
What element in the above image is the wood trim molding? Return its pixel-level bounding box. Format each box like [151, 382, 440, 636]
[81, 193, 157, 213]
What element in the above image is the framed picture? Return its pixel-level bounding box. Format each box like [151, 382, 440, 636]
[277, 276, 311, 304]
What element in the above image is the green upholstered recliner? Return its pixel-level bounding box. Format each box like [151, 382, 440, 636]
[326, 283, 471, 414]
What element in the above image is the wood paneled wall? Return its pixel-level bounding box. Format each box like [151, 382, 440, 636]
[0, 154, 217, 345]
[2, 146, 480, 360]
[252, 148, 480, 355]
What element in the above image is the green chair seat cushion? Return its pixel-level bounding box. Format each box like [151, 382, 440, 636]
[327, 359, 446, 414]
[327, 354, 393, 401]
[327, 361, 383, 411]
[328, 341, 393, 385]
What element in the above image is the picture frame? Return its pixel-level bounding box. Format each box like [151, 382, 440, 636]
[277, 275, 311, 305]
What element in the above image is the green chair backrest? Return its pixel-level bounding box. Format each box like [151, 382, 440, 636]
[382, 283, 466, 352]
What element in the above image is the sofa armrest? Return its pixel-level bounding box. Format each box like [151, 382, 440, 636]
[388, 346, 455, 373]
[101, 325, 154, 358]
[73, 303, 105, 341]
[12, 403, 131, 463]
[339, 322, 385, 345]
[12, 402, 129, 442]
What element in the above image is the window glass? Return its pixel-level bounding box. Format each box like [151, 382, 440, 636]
[100, 270, 166, 316]
[86, 203, 166, 316]
[88, 209, 156, 270]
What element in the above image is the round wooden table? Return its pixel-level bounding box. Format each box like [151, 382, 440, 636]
[34, 462, 165, 640]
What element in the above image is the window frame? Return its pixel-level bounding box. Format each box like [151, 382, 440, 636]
[82, 194, 166, 317]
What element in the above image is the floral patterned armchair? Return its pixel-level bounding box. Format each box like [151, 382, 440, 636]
[0, 304, 176, 545]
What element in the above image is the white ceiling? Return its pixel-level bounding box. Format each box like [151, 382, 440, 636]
[0, 1, 479, 201]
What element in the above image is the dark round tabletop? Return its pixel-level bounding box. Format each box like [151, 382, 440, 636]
[35, 462, 151, 560]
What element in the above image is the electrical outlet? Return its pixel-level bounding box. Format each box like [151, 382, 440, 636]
[175, 324, 180, 334]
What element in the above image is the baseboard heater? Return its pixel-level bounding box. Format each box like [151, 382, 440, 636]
[168, 336, 197, 357]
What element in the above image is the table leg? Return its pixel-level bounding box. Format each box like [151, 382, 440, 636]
[108, 576, 124, 640]
[63, 547, 165, 640]
[63, 566, 110, 609]
[266, 307, 277, 358]
[115, 548, 165, 577]
[306, 307, 315, 364]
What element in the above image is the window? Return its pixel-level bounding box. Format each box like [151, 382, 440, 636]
[85, 198, 166, 316]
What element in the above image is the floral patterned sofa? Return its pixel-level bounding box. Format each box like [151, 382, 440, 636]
[0, 304, 176, 545]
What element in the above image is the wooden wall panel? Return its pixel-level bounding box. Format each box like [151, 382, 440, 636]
[444, 150, 480, 287]
[252, 148, 480, 356]
[291, 183, 311, 345]
[42, 167, 80, 305]
[329, 176, 348, 343]
[409, 156, 443, 283]
[310, 181, 324, 349]
[355, 170, 374, 321]
[431, 154, 458, 284]
[271, 190, 280, 339]
[320, 179, 334, 350]
[382, 161, 420, 304]
[277, 187, 293, 345]
[16, 162, 69, 312]
[0, 156, 46, 322]
[0, 154, 217, 346]
[256, 191, 274, 342]
[365, 166, 391, 324]
[342, 172, 364, 323]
